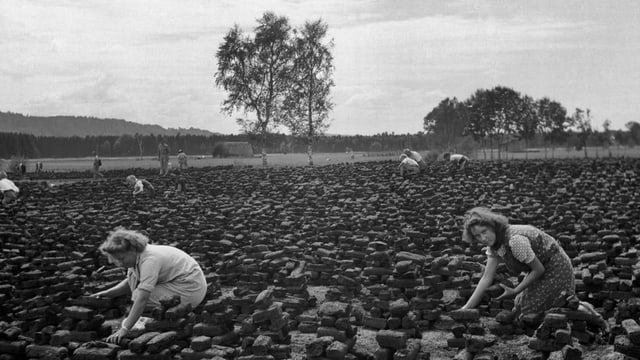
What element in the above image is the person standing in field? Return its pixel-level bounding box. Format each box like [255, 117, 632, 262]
[157, 139, 170, 176]
[18, 162, 26, 179]
[93, 152, 104, 179]
[177, 149, 188, 170]
[0, 171, 19, 206]
[398, 153, 420, 177]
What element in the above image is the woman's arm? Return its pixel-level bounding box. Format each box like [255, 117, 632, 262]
[133, 182, 143, 195]
[462, 256, 499, 309]
[106, 288, 151, 344]
[93, 279, 130, 298]
[122, 289, 150, 330]
[497, 257, 545, 299]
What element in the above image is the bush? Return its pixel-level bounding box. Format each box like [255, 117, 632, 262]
[212, 143, 229, 158]
[369, 142, 383, 152]
[422, 150, 439, 161]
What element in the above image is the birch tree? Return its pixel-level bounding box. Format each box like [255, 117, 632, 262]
[215, 12, 293, 166]
[283, 19, 335, 166]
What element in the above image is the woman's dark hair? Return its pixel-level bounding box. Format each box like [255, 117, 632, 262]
[462, 207, 509, 251]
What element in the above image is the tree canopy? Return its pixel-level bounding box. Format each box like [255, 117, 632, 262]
[283, 19, 335, 165]
[215, 12, 335, 166]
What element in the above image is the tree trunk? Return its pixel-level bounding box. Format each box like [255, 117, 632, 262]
[482, 139, 487, 160]
[261, 133, 268, 166]
[505, 135, 509, 158]
[544, 139, 548, 159]
[583, 143, 588, 158]
[489, 137, 494, 160]
[307, 144, 314, 166]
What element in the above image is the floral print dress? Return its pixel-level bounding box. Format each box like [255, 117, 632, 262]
[486, 224, 575, 315]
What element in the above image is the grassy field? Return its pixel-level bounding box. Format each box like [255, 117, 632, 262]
[0, 152, 398, 173]
[473, 145, 640, 160]
[2, 146, 639, 173]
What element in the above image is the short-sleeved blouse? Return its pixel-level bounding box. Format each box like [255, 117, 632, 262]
[484, 224, 575, 315]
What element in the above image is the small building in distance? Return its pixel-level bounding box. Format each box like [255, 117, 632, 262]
[212, 142, 254, 157]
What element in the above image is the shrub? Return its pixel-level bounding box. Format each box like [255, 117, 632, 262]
[212, 143, 229, 158]
[369, 142, 383, 152]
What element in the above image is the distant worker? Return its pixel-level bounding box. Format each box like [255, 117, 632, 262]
[174, 171, 186, 194]
[444, 152, 470, 168]
[399, 153, 420, 177]
[157, 139, 170, 176]
[177, 149, 188, 170]
[93, 152, 104, 179]
[18, 162, 26, 179]
[164, 170, 187, 198]
[404, 148, 426, 168]
[0, 171, 19, 206]
[126, 175, 155, 197]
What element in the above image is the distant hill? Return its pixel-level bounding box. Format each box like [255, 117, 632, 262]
[0, 111, 216, 137]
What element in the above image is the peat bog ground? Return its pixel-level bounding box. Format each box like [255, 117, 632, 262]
[0, 158, 639, 359]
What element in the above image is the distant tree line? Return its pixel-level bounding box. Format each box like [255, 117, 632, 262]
[0, 132, 435, 159]
[2, 125, 639, 160]
[423, 85, 640, 159]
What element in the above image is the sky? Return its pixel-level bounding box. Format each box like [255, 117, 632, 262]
[1, 0, 639, 135]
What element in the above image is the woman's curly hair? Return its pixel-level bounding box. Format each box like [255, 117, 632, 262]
[99, 227, 148, 255]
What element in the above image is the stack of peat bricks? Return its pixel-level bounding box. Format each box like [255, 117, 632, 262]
[273, 260, 316, 321]
[181, 294, 238, 360]
[235, 287, 293, 360]
[358, 240, 427, 359]
[306, 299, 359, 360]
[614, 300, 640, 359]
[307, 234, 367, 300]
[306, 241, 341, 286]
[361, 240, 398, 331]
[525, 311, 585, 360]
[444, 308, 497, 360]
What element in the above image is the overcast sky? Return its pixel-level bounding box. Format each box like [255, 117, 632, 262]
[1, 0, 639, 135]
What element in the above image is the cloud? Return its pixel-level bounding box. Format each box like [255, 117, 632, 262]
[1, 0, 639, 134]
[21, 72, 123, 118]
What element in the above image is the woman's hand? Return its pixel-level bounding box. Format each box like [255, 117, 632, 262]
[106, 327, 129, 344]
[496, 284, 517, 300]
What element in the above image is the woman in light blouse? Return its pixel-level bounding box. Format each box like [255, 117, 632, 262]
[93, 228, 206, 343]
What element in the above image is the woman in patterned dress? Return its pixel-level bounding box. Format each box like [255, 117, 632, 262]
[459, 207, 598, 320]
